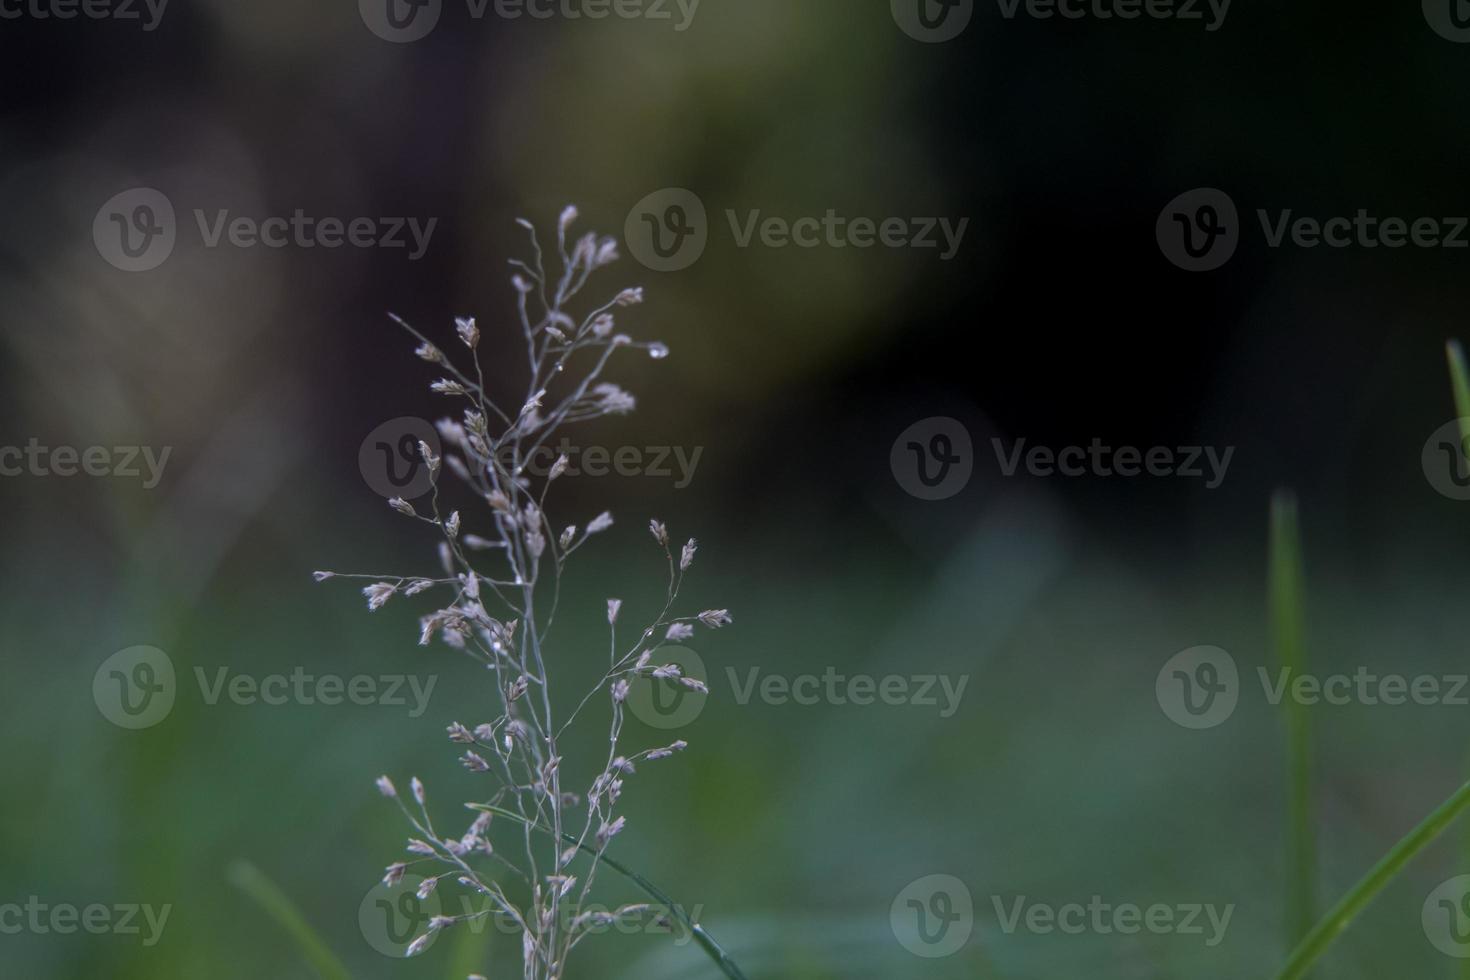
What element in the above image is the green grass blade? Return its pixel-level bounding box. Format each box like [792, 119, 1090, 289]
[1448, 340, 1470, 441]
[1273, 778, 1470, 980]
[1447, 339, 1470, 980]
[468, 803, 749, 980]
[228, 860, 352, 980]
[1270, 490, 1314, 950]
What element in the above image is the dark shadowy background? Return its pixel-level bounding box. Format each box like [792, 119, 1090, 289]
[3, 1, 1470, 977]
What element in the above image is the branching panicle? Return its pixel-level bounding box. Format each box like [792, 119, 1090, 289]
[318, 207, 728, 979]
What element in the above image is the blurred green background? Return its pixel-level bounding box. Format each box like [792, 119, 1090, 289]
[5, 0, 1470, 976]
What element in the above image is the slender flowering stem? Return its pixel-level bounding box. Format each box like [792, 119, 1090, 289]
[318, 206, 737, 979]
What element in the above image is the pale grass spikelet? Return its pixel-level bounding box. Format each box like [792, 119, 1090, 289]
[597, 816, 626, 847]
[319, 207, 732, 980]
[363, 583, 397, 611]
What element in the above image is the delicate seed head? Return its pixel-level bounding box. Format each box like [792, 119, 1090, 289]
[455, 316, 480, 349]
[698, 609, 732, 628]
[363, 582, 397, 611]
